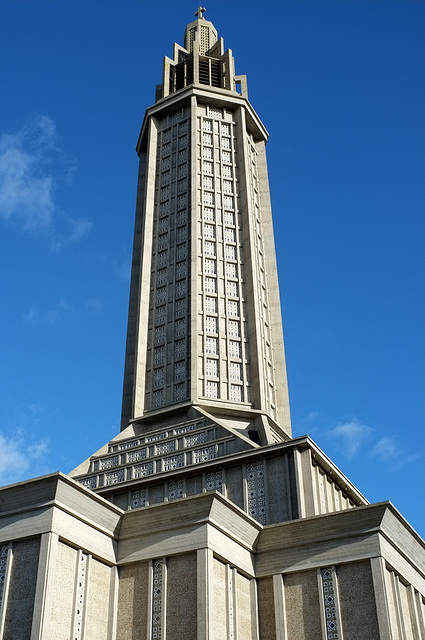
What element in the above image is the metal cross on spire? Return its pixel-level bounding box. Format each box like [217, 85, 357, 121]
[195, 6, 206, 19]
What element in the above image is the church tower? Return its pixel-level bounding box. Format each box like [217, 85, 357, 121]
[121, 7, 291, 442]
[0, 11, 423, 640]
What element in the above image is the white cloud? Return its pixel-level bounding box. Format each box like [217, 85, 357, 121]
[23, 299, 72, 327]
[324, 418, 373, 459]
[371, 436, 398, 461]
[0, 116, 91, 247]
[0, 430, 50, 486]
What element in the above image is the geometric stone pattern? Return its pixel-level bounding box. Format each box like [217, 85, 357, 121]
[246, 460, 267, 524]
[320, 567, 340, 640]
[151, 559, 163, 640]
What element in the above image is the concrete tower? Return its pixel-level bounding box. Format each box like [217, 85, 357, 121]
[121, 6, 291, 442]
[0, 11, 423, 640]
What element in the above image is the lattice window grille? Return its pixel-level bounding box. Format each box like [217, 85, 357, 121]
[152, 389, 164, 408]
[176, 227, 187, 243]
[155, 441, 176, 456]
[202, 119, 213, 131]
[162, 129, 172, 143]
[154, 346, 165, 366]
[168, 480, 184, 499]
[100, 455, 119, 470]
[227, 300, 239, 317]
[179, 120, 188, 134]
[178, 135, 188, 150]
[204, 259, 216, 275]
[194, 445, 217, 463]
[158, 218, 169, 233]
[221, 123, 230, 136]
[226, 281, 238, 297]
[162, 143, 171, 157]
[209, 106, 223, 119]
[176, 209, 188, 226]
[185, 432, 207, 447]
[202, 132, 213, 146]
[159, 202, 170, 218]
[146, 433, 167, 443]
[206, 337, 218, 355]
[158, 234, 169, 251]
[229, 340, 241, 359]
[203, 207, 215, 221]
[205, 358, 218, 377]
[202, 147, 213, 160]
[175, 318, 186, 337]
[176, 243, 187, 260]
[224, 227, 236, 243]
[320, 568, 340, 639]
[228, 567, 235, 640]
[230, 362, 242, 380]
[157, 251, 168, 268]
[246, 460, 267, 524]
[79, 476, 97, 490]
[170, 109, 183, 124]
[175, 299, 186, 318]
[204, 223, 215, 239]
[174, 382, 186, 402]
[155, 326, 166, 345]
[105, 469, 125, 485]
[131, 488, 147, 508]
[156, 287, 167, 305]
[203, 161, 213, 175]
[174, 360, 186, 381]
[222, 165, 232, 179]
[205, 316, 218, 334]
[177, 194, 187, 210]
[228, 320, 241, 337]
[174, 423, 199, 435]
[177, 178, 187, 195]
[177, 163, 187, 179]
[221, 137, 231, 150]
[175, 280, 187, 298]
[225, 245, 236, 261]
[73, 551, 88, 640]
[226, 262, 237, 279]
[203, 191, 215, 206]
[178, 149, 188, 163]
[230, 384, 243, 402]
[205, 380, 219, 399]
[205, 296, 217, 313]
[223, 180, 233, 194]
[222, 150, 232, 163]
[163, 455, 185, 471]
[157, 269, 168, 286]
[206, 470, 223, 492]
[204, 277, 216, 293]
[155, 306, 167, 325]
[160, 171, 170, 186]
[160, 187, 170, 203]
[176, 261, 187, 279]
[133, 462, 154, 478]
[174, 339, 186, 359]
[0, 543, 11, 610]
[127, 448, 147, 463]
[223, 195, 234, 209]
[161, 157, 171, 172]
[151, 559, 163, 639]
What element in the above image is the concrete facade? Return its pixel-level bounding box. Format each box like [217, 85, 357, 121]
[0, 10, 424, 640]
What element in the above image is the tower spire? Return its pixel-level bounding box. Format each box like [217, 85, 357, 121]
[195, 6, 206, 19]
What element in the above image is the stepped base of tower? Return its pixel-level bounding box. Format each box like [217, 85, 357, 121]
[0, 468, 424, 639]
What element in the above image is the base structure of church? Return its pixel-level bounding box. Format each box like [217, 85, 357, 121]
[1, 11, 424, 640]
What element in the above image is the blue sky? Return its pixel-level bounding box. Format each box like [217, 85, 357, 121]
[1, 1, 424, 535]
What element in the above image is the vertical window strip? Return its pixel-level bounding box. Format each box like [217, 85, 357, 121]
[0, 543, 12, 615]
[73, 550, 89, 640]
[151, 559, 164, 639]
[246, 460, 267, 524]
[319, 566, 342, 640]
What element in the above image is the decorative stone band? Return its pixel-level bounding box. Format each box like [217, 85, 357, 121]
[318, 566, 343, 640]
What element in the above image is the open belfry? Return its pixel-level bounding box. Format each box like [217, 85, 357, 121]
[0, 9, 424, 640]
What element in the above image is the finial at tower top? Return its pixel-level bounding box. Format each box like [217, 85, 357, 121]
[195, 6, 206, 19]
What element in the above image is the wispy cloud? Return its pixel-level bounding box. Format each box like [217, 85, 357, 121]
[0, 116, 92, 248]
[371, 435, 420, 471]
[324, 418, 373, 459]
[23, 299, 72, 327]
[0, 429, 50, 486]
